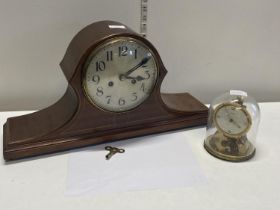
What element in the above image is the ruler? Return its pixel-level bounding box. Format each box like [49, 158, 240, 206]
[140, 0, 148, 37]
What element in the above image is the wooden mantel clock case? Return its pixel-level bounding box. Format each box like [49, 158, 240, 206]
[3, 21, 208, 161]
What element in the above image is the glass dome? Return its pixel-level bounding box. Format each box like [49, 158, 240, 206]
[204, 90, 260, 162]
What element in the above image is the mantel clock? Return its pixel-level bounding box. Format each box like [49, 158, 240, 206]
[3, 21, 208, 161]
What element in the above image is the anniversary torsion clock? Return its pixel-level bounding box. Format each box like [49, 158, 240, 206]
[204, 91, 259, 162]
[3, 21, 208, 161]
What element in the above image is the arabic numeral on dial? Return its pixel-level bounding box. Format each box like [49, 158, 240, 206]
[96, 87, 103, 96]
[140, 83, 145, 92]
[96, 61, 105, 71]
[119, 46, 128, 56]
[131, 92, 138, 101]
[106, 96, 111, 104]
[92, 75, 100, 84]
[119, 98, 126, 106]
[145, 71, 150, 79]
[106, 51, 113, 61]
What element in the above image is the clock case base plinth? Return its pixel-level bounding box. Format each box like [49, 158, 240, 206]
[3, 92, 207, 161]
[3, 20, 208, 161]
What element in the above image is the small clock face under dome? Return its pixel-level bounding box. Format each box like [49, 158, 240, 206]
[83, 37, 158, 112]
[214, 103, 252, 137]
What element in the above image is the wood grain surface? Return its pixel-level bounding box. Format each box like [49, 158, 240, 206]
[3, 21, 208, 161]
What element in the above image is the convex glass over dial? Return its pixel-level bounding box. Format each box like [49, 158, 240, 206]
[83, 37, 158, 112]
[214, 103, 252, 137]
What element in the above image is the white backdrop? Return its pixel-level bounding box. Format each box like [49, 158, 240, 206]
[0, 0, 279, 111]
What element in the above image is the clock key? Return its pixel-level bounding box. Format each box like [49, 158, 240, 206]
[105, 146, 125, 160]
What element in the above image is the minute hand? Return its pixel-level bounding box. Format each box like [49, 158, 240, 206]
[123, 55, 151, 77]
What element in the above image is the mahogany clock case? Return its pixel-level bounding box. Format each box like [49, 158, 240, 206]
[3, 20, 208, 161]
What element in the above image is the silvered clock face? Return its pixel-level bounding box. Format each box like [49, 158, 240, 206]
[214, 103, 252, 137]
[83, 37, 158, 112]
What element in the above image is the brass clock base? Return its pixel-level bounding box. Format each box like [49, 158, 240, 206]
[204, 132, 255, 162]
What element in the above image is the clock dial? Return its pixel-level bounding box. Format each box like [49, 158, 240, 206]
[83, 37, 158, 112]
[214, 103, 252, 136]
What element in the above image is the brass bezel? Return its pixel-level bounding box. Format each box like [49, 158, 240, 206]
[82, 36, 159, 113]
[213, 102, 252, 138]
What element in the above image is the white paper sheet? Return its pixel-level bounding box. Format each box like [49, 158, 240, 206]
[66, 132, 206, 196]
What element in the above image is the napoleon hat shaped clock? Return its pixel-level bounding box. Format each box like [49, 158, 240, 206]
[3, 21, 208, 161]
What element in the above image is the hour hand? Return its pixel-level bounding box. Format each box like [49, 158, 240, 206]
[126, 75, 146, 81]
[229, 118, 241, 128]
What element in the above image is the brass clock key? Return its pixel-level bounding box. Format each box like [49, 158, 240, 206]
[105, 146, 125, 160]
